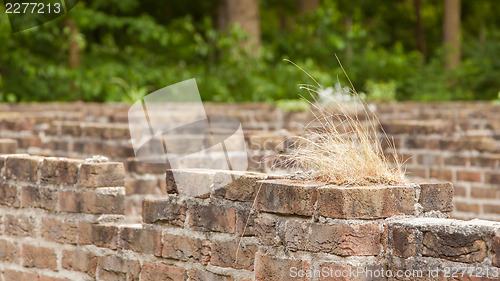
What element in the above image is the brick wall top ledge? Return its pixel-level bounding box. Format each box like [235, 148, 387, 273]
[253, 178, 452, 219]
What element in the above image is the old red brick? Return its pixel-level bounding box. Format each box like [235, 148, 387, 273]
[42, 218, 77, 244]
[236, 209, 258, 237]
[0, 239, 19, 263]
[62, 249, 97, 277]
[422, 231, 487, 263]
[59, 187, 125, 215]
[188, 203, 236, 233]
[456, 171, 482, 182]
[78, 222, 118, 249]
[485, 172, 500, 184]
[140, 262, 187, 281]
[454, 202, 480, 213]
[483, 204, 500, 214]
[0, 182, 19, 207]
[5, 214, 36, 237]
[5, 155, 41, 183]
[22, 244, 57, 270]
[125, 178, 161, 195]
[119, 226, 162, 256]
[21, 186, 58, 211]
[470, 186, 500, 199]
[142, 196, 187, 227]
[162, 233, 204, 261]
[213, 171, 268, 202]
[284, 221, 381, 256]
[493, 235, 500, 267]
[391, 227, 418, 258]
[419, 182, 453, 212]
[97, 255, 141, 281]
[0, 139, 18, 153]
[254, 179, 322, 216]
[210, 240, 258, 270]
[79, 162, 126, 188]
[254, 252, 310, 281]
[317, 185, 415, 219]
[40, 158, 81, 185]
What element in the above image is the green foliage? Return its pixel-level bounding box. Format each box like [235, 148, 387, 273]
[1, 0, 500, 103]
[364, 80, 397, 102]
[275, 99, 310, 112]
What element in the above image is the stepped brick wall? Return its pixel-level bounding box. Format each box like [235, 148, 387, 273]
[0, 154, 499, 280]
[0, 102, 499, 222]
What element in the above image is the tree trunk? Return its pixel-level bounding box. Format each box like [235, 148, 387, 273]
[218, 0, 261, 56]
[298, 0, 320, 14]
[67, 19, 80, 69]
[414, 0, 427, 59]
[443, 0, 461, 70]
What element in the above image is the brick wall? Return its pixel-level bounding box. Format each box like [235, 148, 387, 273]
[1, 156, 499, 280]
[1, 102, 500, 222]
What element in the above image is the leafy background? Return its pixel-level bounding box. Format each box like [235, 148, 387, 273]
[1, 0, 500, 103]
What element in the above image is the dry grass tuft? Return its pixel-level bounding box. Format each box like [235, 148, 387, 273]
[275, 58, 406, 186]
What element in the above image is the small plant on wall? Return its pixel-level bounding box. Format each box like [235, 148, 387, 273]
[276, 58, 406, 186]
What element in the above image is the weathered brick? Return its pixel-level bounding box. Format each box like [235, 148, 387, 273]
[42, 218, 77, 244]
[0, 139, 18, 153]
[391, 227, 418, 258]
[429, 169, 453, 181]
[62, 249, 97, 277]
[125, 178, 161, 195]
[59, 187, 125, 214]
[454, 202, 480, 213]
[119, 226, 162, 256]
[97, 255, 141, 281]
[485, 172, 500, 184]
[254, 252, 310, 281]
[284, 221, 381, 256]
[483, 204, 500, 214]
[493, 235, 500, 267]
[3, 269, 40, 281]
[188, 203, 236, 233]
[456, 171, 482, 182]
[78, 222, 118, 249]
[162, 233, 204, 261]
[5, 155, 41, 182]
[40, 158, 81, 185]
[419, 182, 453, 212]
[188, 269, 234, 281]
[142, 196, 187, 226]
[5, 214, 36, 237]
[79, 162, 125, 188]
[237, 209, 258, 237]
[255, 179, 322, 216]
[0, 182, 19, 207]
[140, 262, 187, 281]
[166, 169, 216, 197]
[317, 185, 415, 219]
[21, 186, 57, 210]
[126, 159, 168, 174]
[210, 240, 258, 270]
[22, 244, 57, 270]
[470, 186, 500, 199]
[254, 215, 282, 246]
[0, 239, 19, 263]
[422, 231, 487, 263]
[213, 171, 268, 201]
